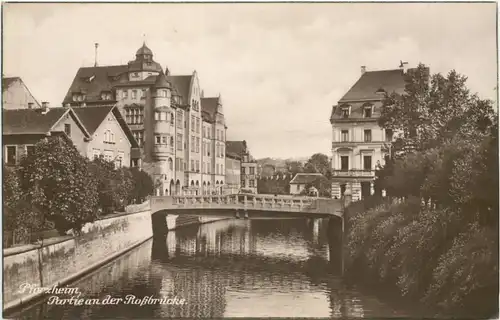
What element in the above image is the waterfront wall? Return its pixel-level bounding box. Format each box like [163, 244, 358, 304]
[3, 210, 152, 311]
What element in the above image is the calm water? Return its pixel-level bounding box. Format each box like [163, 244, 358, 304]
[10, 218, 408, 319]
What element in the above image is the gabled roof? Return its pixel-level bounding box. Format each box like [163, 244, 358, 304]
[63, 65, 128, 104]
[2, 77, 42, 108]
[200, 97, 220, 123]
[226, 140, 247, 157]
[2, 77, 21, 89]
[72, 105, 139, 148]
[226, 151, 242, 161]
[339, 69, 407, 102]
[289, 173, 324, 185]
[167, 75, 192, 104]
[2, 108, 90, 138]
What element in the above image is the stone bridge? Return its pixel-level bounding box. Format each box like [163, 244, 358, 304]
[149, 193, 345, 219]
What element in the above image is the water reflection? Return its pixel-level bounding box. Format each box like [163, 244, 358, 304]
[10, 217, 403, 319]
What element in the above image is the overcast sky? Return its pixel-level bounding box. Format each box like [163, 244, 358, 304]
[3, 3, 497, 159]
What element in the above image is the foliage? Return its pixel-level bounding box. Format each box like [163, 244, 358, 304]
[304, 153, 331, 176]
[89, 156, 134, 214]
[18, 137, 99, 235]
[285, 160, 304, 176]
[128, 167, 154, 204]
[349, 65, 498, 317]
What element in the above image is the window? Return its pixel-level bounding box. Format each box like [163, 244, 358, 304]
[104, 130, 114, 144]
[134, 72, 139, 77]
[64, 124, 71, 137]
[116, 152, 124, 168]
[364, 107, 372, 118]
[170, 112, 174, 125]
[385, 129, 393, 142]
[191, 136, 195, 152]
[133, 131, 144, 147]
[196, 160, 200, 172]
[249, 167, 255, 175]
[93, 149, 100, 160]
[6, 146, 16, 165]
[221, 131, 224, 141]
[191, 116, 195, 132]
[341, 156, 349, 171]
[103, 151, 113, 162]
[155, 135, 161, 144]
[141, 89, 146, 98]
[176, 111, 183, 128]
[123, 90, 128, 99]
[341, 130, 349, 142]
[364, 129, 372, 142]
[191, 160, 195, 171]
[132, 159, 139, 167]
[241, 167, 246, 175]
[297, 185, 300, 192]
[169, 158, 173, 170]
[249, 180, 255, 188]
[155, 112, 159, 121]
[363, 155, 372, 170]
[196, 118, 200, 134]
[25, 145, 35, 157]
[196, 137, 200, 153]
[340, 184, 346, 195]
[132, 90, 137, 99]
[177, 134, 183, 151]
[162, 136, 167, 145]
[241, 179, 246, 187]
[341, 108, 349, 118]
[160, 112, 166, 121]
[125, 108, 144, 124]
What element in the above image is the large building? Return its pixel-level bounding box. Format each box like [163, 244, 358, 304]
[226, 140, 258, 194]
[62, 43, 227, 196]
[329, 64, 419, 201]
[225, 151, 241, 195]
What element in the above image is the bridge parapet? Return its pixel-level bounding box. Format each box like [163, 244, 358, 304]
[150, 194, 343, 217]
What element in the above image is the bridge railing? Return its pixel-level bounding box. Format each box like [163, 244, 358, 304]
[171, 194, 316, 212]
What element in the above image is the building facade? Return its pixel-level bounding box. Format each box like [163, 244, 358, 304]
[2, 107, 90, 165]
[329, 64, 416, 201]
[226, 140, 258, 194]
[289, 173, 324, 195]
[62, 43, 227, 196]
[224, 152, 241, 194]
[2, 77, 41, 110]
[72, 105, 139, 167]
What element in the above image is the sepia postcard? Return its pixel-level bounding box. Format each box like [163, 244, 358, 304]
[1, 2, 498, 319]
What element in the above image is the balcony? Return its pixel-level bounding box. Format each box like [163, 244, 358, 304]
[331, 169, 375, 178]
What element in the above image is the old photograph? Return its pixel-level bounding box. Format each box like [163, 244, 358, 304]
[2, 2, 498, 319]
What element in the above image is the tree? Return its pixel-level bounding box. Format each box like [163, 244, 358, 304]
[379, 63, 495, 155]
[304, 153, 330, 175]
[19, 137, 99, 235]
[129, 167, 154, 203]
[285, 160, 304, 175]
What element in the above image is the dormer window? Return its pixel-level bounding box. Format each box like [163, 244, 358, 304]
[363, 104, 373, 118]
[341, 106, 350, 118]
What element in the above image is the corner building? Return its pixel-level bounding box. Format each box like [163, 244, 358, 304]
[329, 64, 425, 201]
[63, 43, 227, 196]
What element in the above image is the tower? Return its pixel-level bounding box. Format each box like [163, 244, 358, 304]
[152, 71, 175, 196]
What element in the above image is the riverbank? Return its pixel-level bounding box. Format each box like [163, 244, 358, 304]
[3, 209, 227, 314]
[344, 197, 499, 319]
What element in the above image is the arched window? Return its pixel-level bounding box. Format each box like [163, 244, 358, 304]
[168, 158, 173, 170]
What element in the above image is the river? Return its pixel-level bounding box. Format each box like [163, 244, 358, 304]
[9, 217, 409, 319]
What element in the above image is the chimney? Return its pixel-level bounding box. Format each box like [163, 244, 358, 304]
[399, 60, 409, 73]
[361, 66, 366, 74]
[41, 101, 50, 114]
[28, 102, 34, 109]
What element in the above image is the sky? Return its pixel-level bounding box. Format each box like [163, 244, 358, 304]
[2, 3, 498, 159]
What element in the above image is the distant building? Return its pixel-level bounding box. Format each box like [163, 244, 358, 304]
[226, 140, 257, 193]
[224, 152, 241, 194]
[289, 173, 324, 195]
[2, 77, 41, 110]
[329, 63, 427, 200]
[2, 105, 91, 165]
[62, 42, 228, 196]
